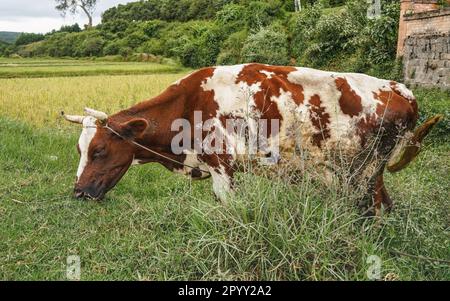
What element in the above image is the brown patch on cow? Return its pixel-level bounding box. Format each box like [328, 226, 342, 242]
[236, 64, 304, 105]
[234, 64, 307, 139]
[308, 94, 331, 148]
[356, 88, 418, 148]
[389, 81, 418, 119]
[335, 77, 363, 117]
[373, 90, 417, 128]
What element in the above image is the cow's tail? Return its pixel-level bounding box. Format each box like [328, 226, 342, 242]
[387, 115, 443, 173]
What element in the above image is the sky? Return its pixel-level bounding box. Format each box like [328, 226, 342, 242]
[0, 0, 133, 33]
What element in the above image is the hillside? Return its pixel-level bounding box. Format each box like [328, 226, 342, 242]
[0, 31, 21, 44]
[0, 0, 402, 80]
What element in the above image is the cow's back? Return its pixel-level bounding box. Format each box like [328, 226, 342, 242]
[178, 63, 418, 168]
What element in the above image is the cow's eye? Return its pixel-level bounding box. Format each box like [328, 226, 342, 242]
[92, 148, 106, 159]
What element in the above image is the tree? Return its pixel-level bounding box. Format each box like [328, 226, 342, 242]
[55, 0, 97, 28]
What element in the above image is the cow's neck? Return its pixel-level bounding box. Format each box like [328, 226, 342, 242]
[113, 85, 188, 169]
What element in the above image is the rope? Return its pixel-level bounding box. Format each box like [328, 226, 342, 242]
[103, 124, 211, 175]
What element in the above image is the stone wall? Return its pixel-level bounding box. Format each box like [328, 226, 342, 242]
[398, 5, 450, 89]
[403, 31, 450, 88]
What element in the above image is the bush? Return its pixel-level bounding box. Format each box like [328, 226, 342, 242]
[215, 4, 246, 26]
[15, 33, 45, 46]
[142, 20, 168, 38]
[302, 9, 362, 67]
[217, 30, 248, 65]
[172, 23, 225, 68]
[80, 36, 105, 57]
[103, 40, 121, 55]
[139, 38, 164, 56]
[241, 26, 289, 65]
[288, 4, 322, 62]
[245, 1, 276, 29]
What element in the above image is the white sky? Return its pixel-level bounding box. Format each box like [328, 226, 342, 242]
[0, 0, 134, 33]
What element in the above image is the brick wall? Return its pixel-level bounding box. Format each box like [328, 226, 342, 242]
[397, 0, 440, 56]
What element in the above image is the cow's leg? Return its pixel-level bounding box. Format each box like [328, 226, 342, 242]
[201, 154, 235, 203]
[209, 165, 234, 203]
[377, 174, 393, 213]
[362, 173, 392, 217]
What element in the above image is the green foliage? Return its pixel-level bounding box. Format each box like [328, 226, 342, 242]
[217, 30, 248, 65]
[241, 26, 289, 65]
[413, 88, 450, 141]
[15, 33, 45, 46]
[101, 0, 230, 23]
[288, 4, 323, 62]
[47, 23, 82, 35]
[80, 35, 105, 56]
[8, 0, 406, 77]
[171, 22, 225, 68]
[142, 20, 168, 38]
[215, 4, 246, 25]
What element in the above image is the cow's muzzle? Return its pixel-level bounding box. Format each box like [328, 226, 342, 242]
[74, 185, 105, 200]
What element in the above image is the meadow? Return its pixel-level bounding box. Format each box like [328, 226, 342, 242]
[0, 57, 185, 78]
[0, 59, 449, 280]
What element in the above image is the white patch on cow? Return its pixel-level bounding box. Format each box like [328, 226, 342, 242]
[391, 82, 415, 101]
[201, 64, 266, 161]
[285, 67, 399, 157]
[260, 70, 274, 78]
[76, 116, 98, 180]
[131, 156, 143, 166]
[201, 64, 261, 117]
[209, 165, 232, 203]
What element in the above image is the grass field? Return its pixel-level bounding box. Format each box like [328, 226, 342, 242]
[0, 59, 449, 280]
[0, 58, 186, 78]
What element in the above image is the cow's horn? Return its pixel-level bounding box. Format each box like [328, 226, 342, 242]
[84, 107, 108, 121]
[61, 111, 84, 124]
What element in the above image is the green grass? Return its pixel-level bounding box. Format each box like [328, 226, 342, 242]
[0, 58, 186, 78]
[0, 117, 448, 280]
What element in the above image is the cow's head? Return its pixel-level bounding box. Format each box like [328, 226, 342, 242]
[62, 108, 148, 200]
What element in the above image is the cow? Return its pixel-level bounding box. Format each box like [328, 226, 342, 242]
[62, 63, 441, 216]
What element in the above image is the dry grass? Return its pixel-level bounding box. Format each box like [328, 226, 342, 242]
[0, 73, 188, 127]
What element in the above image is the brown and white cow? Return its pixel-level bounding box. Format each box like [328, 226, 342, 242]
[63, 63, 441, 215]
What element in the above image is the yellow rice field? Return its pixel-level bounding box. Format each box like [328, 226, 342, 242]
[0, 73, 188, 127]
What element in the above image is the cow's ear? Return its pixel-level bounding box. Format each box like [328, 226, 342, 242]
[119, 118, 148, 139]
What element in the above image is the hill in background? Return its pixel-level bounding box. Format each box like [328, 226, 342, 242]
[0, 32, 21, 44]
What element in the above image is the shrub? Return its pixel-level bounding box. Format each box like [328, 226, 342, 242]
[172, 23, 225, 68]
[119, 46, 133, 58]
[103, 40, 121, 55]
[15, 33, 45, 46]
[245, 1, 275, 29]
[288, 4, 322, 62]
[142, 20, 168, 38]
[302, 9, 362, 67]
[101, 19, 130, 35]
[80, 36, 105, 57]
[217, 30, 248, 65]
[215, 4, 246, 25]
[139, 38, 164, 56]
[241, 27, 289, 65]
